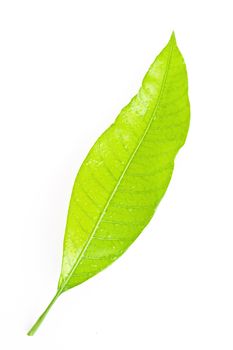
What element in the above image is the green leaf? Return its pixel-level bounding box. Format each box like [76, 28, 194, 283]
[28, 32, 190, 335]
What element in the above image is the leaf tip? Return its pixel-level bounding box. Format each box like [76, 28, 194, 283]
[170, 31, 176, 44]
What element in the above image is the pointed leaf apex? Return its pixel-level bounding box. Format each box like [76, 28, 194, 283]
[170, 31, 176, 44]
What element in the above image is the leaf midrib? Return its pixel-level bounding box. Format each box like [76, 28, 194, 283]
[59, 37, 175, 293]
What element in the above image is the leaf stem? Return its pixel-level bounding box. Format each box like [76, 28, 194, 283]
[27, 291, 61, 336]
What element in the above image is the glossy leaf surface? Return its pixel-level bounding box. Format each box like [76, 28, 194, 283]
[28, 33, 190, 335]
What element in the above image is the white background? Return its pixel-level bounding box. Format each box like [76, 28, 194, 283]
[0, 0, 233, 349]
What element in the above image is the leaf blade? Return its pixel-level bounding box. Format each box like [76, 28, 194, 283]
[58, 33, 190, 292]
